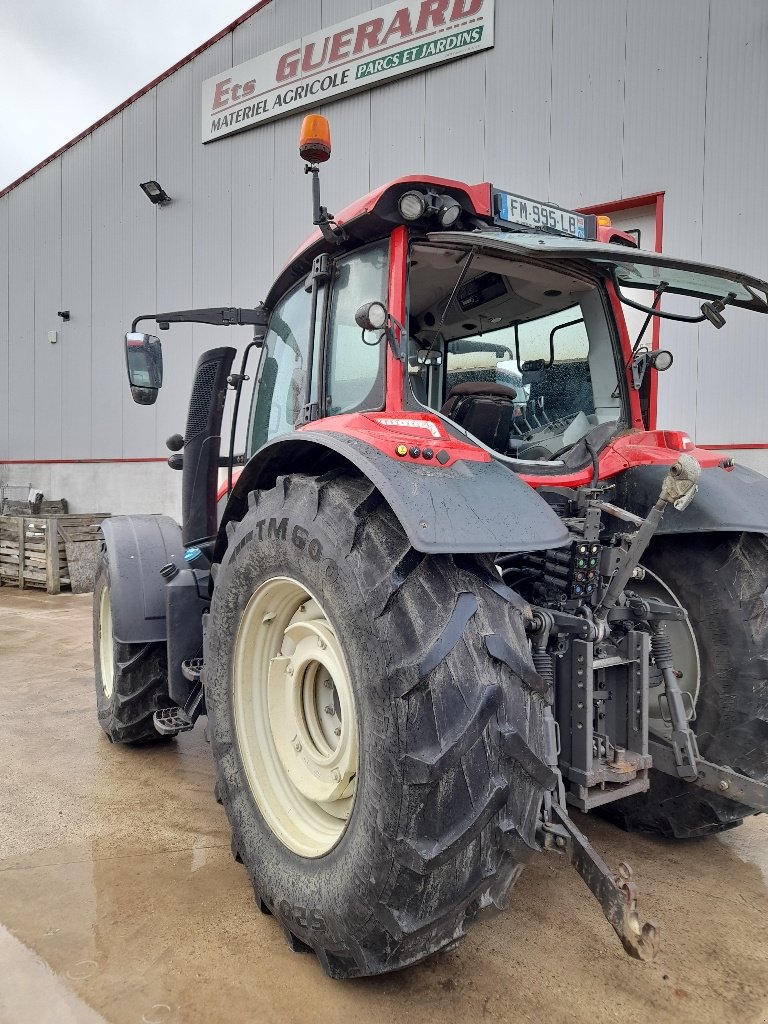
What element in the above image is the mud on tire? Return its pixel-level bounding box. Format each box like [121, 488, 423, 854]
[93, 556, 173, 744]
[204, 472, 555, 979]
[608, 532, 768, 839]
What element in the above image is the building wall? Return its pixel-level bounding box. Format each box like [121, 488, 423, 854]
[1, 0, 767, 514]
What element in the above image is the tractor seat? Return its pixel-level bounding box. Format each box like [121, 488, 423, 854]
[440, 382, 518, 451]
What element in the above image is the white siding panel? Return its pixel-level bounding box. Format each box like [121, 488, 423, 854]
[156, 63, 196, 454]
[7, 181, 35, 460]
[0, 199, 9, 461]
[33, 162, 62, 459]
[321, 90, 372, 222]
[121, 93, 158, 458]
[424, 51, 486, 184]
[192, 37, 234, 364]
[484, 0, 553, 199]
[233, 1, 279, 63]
[695, 0, 768, 445]
[623, 1, 710, 439]
[549, 0, 628, 208]
[61, 139, 93, 459]
[623, 0, 708, 257]
[369, 73, 426, 186]
[274, 0, 322, 44]
[90, 117, 124, 459]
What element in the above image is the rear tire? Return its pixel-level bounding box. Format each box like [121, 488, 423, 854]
[93, 555, 172, 744]
[204, 472, 554, 978]
[607, 532, 768, 838]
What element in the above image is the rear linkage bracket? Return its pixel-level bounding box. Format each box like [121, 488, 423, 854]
[539, 803, 660, 962]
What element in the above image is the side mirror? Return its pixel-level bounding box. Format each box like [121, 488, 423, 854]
[125, 332, 163, 405]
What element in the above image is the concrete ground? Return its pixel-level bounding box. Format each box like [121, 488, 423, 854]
[1, 588, 766, 1024]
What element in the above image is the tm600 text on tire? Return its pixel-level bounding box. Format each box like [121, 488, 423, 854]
[204, 472, 555, 979]
[609, 532, 768, 838]
[93, 553, 173, 744]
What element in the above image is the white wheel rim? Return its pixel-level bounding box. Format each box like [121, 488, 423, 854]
[232, 577, 358, 858]
[632, 567, 700, 739]
[99, 586, 115, 698]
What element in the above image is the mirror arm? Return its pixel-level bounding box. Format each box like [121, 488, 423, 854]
[612, 274, 708, 323]
[132, 306, 269, 332]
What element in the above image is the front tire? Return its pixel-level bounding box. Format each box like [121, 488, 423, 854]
[608, 532, 768, 838]
[93, 555, 172, 744]
[205, 473, 554, 978]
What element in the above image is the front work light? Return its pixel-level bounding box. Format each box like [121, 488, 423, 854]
[399, 190, 462, 227]
[437, 195, 461, 228]
[300, 114, 332, 164]
[399, 191, 428, 221]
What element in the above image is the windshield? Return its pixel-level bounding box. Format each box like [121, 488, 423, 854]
[408, 244, 622, 463]
[428, 229, 768, 313]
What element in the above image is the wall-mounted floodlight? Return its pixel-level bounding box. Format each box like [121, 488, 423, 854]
[140, 180, 171, 206]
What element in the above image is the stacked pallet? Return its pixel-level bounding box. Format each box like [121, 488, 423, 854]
[0, 514, 110, 593]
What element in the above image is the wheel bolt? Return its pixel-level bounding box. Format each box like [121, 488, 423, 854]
[294, 741, 302, 752]
[332, 769, 341, 782]
[324, 679, 333, 689]
[334, 727, 341, 736]
[317, 637, 326, 650]
[719, 779, 729, 791]
[324, 706, 334, 716]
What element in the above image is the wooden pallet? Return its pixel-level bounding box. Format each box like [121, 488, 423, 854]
[0, 513, 110, 593]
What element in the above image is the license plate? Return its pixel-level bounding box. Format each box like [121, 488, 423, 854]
[495, 190, 593, 239]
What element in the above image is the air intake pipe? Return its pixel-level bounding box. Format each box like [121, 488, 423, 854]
[182, 347, 236, 549]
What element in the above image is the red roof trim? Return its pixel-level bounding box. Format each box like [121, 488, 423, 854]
[0, 0, 274, 200]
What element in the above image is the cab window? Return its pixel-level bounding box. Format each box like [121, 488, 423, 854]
[248, 283, 319, 453]
[325, 242, 389, 416]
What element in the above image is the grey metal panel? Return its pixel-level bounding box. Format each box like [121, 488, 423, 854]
[484, 0, 553, 199]
[623, 0, 708, 258]
[191, 36, 234, 366]
[121, 92, 158, 458]
[233, 0, 279, 63]
[274, 0, 321, 43]
[369, 72, 427, 186]
[694, 0, 768, 445]
[7, 180, 35, 460]
[156, 62, 196, 458]
[61, 138, 93, 459]
[90, 116, 125, 459]
[549, 0, 628, 207]
[622, 0, 710, 440]
[33, 162, 62, 459]
[424, 51, 486, 186]
[0, 199, 9, 461]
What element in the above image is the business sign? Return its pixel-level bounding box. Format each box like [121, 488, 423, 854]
[202, 0, 495, 143]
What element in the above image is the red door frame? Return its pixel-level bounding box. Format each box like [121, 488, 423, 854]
[579, 192, 665, 430]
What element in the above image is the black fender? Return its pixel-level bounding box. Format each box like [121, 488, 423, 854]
[214, 431, 570, 562]
[610, 462, 768, 535]
[101, 515, 184, 644]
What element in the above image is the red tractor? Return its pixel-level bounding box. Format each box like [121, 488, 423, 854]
[94, 115, 768, 978]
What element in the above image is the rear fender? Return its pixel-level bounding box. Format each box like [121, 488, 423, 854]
[101, 515, 184, 644]
[610, 463, 768, 535]
[214, 431, 570, 563]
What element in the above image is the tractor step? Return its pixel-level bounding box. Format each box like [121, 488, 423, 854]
[181, 658, 203, 684]
[153, 706, 195, 735]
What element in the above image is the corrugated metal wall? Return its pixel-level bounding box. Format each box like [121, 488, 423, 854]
[1, 0, 767, 464]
